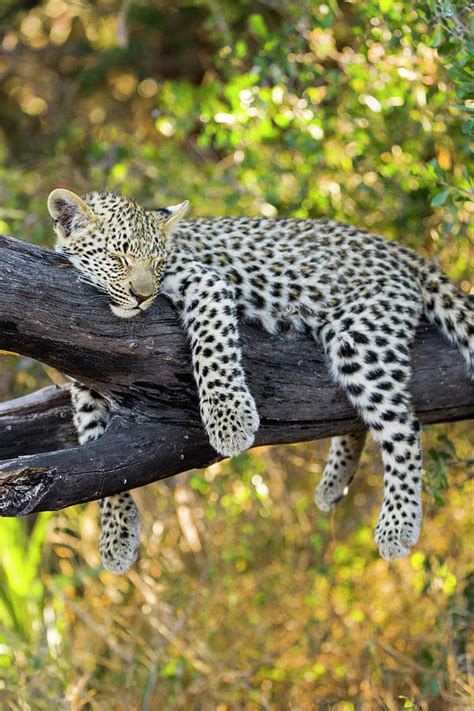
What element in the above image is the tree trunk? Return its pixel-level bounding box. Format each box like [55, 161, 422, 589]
[0, 234, 472, 516]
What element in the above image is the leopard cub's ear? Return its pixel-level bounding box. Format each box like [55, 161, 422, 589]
[155, 200, 189, 232]
[47, 189, 95, 238]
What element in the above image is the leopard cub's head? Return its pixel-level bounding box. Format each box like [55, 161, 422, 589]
[48, 189, 188, 319]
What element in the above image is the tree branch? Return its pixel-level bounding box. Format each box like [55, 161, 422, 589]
[0, 386, 75, 458]
[0, 234, 472, 515]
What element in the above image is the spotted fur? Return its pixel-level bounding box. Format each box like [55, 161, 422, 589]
[69, 380, 140, 571]
[48, 189, 474, 570]
[315, 432, 367, 512]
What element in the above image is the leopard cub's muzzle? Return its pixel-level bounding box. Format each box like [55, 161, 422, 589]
[129, 262, 156, 311]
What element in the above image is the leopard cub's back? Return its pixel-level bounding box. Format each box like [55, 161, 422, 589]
[168, 218, 424, 336]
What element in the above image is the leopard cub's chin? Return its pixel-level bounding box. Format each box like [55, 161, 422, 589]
[110, 304, 142, 319]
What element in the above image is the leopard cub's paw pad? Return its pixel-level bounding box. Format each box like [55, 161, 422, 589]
[314, 480, 346, 512]
[375, 498, 422, 561]
[99, 493, 141, 574]
[202, 390, 260, 458]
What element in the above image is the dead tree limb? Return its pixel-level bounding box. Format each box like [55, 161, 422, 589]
[0, 234, 472, 516]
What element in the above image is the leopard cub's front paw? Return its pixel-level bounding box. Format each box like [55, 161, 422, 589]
[99, 493, 141, 573]
[201, 389, 260, 458]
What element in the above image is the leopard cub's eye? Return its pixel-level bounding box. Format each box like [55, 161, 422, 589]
[109, 252, 129, 267]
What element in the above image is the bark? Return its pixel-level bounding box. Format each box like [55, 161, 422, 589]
[0, 234, 472, 516]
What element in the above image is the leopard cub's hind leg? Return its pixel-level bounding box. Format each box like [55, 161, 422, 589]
[70, 382, 141, 573]
[315, 431, 367, 512]
[320, 298, 424, 561]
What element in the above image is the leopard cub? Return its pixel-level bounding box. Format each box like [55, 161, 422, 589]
[48, 188, 473, 572]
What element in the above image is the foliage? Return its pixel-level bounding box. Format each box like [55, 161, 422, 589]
[0, 0, 472, 707]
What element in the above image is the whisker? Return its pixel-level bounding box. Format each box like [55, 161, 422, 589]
[86, 295, 110, 303]
[79, 277, 109, 293]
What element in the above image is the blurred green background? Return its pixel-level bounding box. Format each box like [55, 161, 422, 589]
[0, 0, 473, 708]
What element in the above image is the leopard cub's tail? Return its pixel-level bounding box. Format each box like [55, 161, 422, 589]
[417, 262, 473, 379]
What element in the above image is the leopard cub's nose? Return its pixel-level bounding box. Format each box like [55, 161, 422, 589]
[130, 263, 155, 302]
[130, 288, 150, 305]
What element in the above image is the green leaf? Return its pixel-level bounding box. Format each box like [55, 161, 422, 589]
[235, 40, 247, 58]
[430, 189, 450, 207]
[248, 13, 268, 39]
[430, 28, 443, 48]
[429, 158, 445, 179]
[452, 104, 474, 113]
[462, 117, 474, 136]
